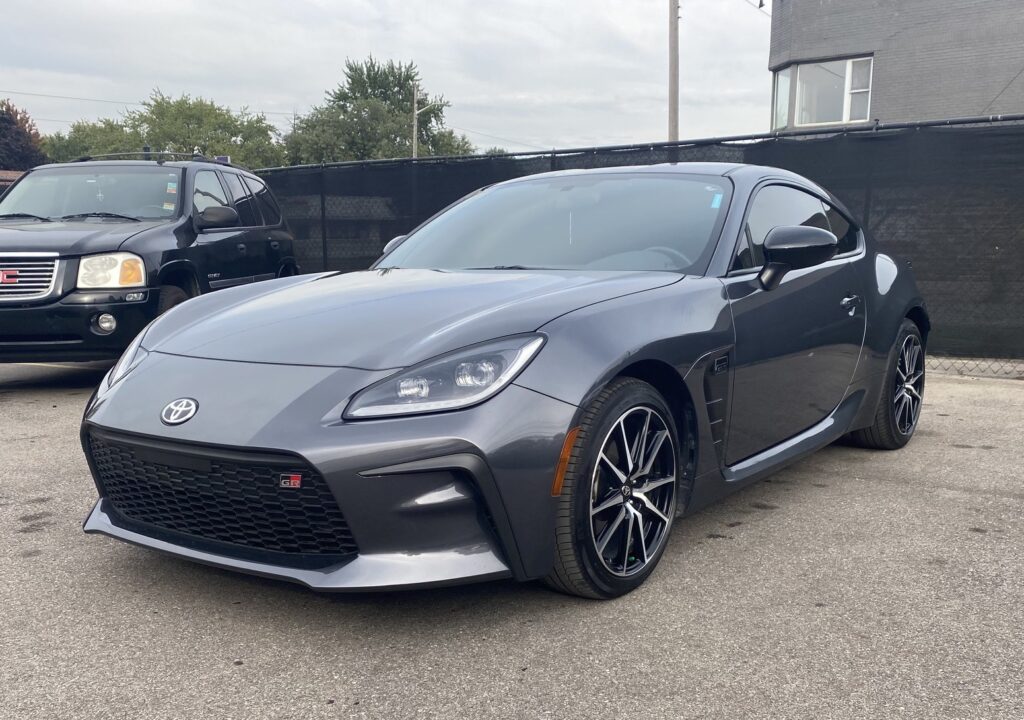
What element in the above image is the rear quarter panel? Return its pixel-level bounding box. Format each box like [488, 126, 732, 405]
[847, 240, 929, 430]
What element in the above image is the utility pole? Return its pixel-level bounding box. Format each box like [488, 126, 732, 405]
[668, 0, 680, 142]
[412, 82, 419, 158]
[412, 81, 439, 159]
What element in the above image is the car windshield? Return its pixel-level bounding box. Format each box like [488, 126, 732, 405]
[381, 173, 732, 274]
[0, 165, 184, 222]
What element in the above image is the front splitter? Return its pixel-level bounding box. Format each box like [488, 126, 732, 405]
[83, 500, 512, 591]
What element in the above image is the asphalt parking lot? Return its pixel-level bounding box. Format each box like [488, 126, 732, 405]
[1, 362, 1021, 720]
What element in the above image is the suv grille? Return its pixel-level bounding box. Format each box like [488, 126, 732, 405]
[86, 430, 358, 562]
[0, 256, 58, 301]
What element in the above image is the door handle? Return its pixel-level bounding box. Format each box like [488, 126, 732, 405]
[236, 243, 247, 254]
[840, 294, 861, 316]
[270, 241, 280, 250]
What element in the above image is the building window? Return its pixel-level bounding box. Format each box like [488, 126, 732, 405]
[772, 67, 791, 130]
[789, 56, 873, 127]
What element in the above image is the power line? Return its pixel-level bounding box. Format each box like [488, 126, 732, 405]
[0, 88, 140, 106]
[4, 87, 547, 151]
[448, 125, 548, 151]
[738, 0, 771, 18]
[981, 62, 1024, 113]
[0, 88, 297, 116]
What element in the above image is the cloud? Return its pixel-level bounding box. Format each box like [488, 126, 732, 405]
[3, 0, 773, 153]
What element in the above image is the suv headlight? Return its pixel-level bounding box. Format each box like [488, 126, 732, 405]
[107, 325, 150, 387]
[78, 252, 145, 289]
[344, 335, 545, 419]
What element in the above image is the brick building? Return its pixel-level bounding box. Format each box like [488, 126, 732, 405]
[769, 0, 1024, 130]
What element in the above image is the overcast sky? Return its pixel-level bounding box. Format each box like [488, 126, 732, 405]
[4, 0, 773, 152]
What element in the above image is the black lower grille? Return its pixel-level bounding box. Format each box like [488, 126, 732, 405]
[87, 430, 358, 562]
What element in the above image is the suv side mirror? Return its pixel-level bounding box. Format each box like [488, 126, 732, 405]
[195, 205, 239, 231]
[381, 235, 406, 257]
[758, 225, 838, 291]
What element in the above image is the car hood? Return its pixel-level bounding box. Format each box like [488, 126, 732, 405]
[0, 220, 163, 255]
[145, 268, 683, 369]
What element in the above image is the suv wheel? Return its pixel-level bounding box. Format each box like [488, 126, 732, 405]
[157, 285, 190, 314]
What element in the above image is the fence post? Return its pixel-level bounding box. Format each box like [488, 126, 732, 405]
[319, 163, 328, 271]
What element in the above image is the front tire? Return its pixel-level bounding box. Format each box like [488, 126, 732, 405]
[157, 284, 190, 314]
[850, 319, 925, 449]
[545, 378, 679, 599]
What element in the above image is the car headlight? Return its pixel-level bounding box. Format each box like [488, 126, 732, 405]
[77, 252, 145, 289]
[344, 334, 545, 419]
[107, 325, 150, 388]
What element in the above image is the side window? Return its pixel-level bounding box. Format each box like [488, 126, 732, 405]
[243, 175, 282, 226]
[733, 185, 831, 270]
[193, 171, 230, 213]
[825, 205, 859, 254]
[223, 172, 260, 227]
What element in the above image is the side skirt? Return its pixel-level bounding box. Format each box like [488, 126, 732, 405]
[684, 389, 865, 514]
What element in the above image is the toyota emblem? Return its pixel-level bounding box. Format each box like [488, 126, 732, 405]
[161, 398, 198, 425]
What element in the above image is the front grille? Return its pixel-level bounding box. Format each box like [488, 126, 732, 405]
[0, 256, 58, 301]
[87, 430, 358, 562]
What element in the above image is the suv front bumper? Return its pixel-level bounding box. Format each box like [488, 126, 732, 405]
[0, 289, 159, 362]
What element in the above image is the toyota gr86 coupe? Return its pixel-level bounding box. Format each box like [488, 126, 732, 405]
[81, 163, 929, 599]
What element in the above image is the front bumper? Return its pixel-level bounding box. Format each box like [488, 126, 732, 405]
[0, 289, 159, 362]
[81, 352, 578, 591]
[84, 499, 512, 590]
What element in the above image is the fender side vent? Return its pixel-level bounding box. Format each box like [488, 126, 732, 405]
[703, 354, 731, 466]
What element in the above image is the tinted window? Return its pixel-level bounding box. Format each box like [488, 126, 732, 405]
[223, 173, 259, 226]
[825, 205, 859, 254]
[193, 170, 230, 213]
[381, 174, 731, 274]
[734, 185, 831, 269]
[0, 166, 184, 221]
[243, 175, 281, 225]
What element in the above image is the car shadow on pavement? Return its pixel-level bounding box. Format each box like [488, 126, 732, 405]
[0, 362, 112, 391]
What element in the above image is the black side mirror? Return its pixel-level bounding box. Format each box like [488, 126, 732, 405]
[381, 234, 406, 257]
[758, 225, 838, 291]
[195, 205, 239, 231]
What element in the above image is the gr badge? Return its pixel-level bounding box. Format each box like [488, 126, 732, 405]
[279, 473, 303, 489]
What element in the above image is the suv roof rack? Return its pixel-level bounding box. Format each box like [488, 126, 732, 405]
[70, 152, 249, 170]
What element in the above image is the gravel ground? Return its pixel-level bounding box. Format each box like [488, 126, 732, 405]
[1, 362, 1021, 720]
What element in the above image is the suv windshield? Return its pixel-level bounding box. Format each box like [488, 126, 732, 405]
[0, 165, 184, 221]
[381, 173, 732, 274]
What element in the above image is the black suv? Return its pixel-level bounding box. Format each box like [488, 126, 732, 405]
[0, 155, 297, 362]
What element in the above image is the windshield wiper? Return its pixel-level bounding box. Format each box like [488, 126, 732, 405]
[465, 265, 548, 270]
[0, 212, 52, 222]
[60, 212, 139, 222]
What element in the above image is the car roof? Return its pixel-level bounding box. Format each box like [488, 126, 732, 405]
[496, 162, 829, 196]
[33, 159, 254, 174]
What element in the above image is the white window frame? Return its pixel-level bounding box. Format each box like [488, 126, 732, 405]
[794, 56, 873, 128]
[771, 67, 791, 130]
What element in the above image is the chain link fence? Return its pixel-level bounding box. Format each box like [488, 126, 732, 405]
[259, 120, 1024, 376]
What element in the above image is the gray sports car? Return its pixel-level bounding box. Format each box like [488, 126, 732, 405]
[82, 163, 929, 599]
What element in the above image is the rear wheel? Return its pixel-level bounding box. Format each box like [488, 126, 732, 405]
[157, 284, 190, 314]
[850, 319, 925, 449]
[545, 378, 679, 599]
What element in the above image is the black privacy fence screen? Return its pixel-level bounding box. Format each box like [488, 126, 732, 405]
[258, 118, 1024, 375]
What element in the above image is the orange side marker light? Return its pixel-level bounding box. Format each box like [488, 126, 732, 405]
[551, 427, 580, 497]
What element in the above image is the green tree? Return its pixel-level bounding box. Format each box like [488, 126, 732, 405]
[285, 57, 474, 164]
[43, 91, 285, 168]
[0, 99, 47, 169]
[44, 118, 142, 162]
